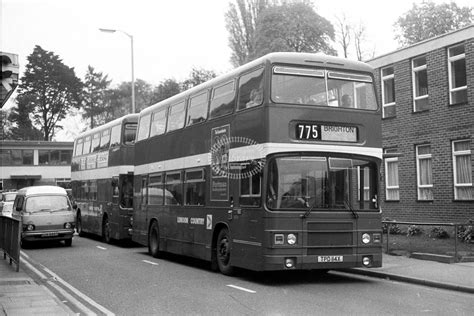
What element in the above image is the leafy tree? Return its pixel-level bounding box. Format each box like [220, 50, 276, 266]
[5, 102, 43, 140]
[253, 1, 336, 58]
[181, 67, 217, 90]
[16, 45, 83, 140]
[83, 66, 112, 129]
[394, 1, 474, 47]
[151, 79, 181, 104]
[225, 0, 273, 67]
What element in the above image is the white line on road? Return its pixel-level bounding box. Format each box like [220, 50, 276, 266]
[142, 260, 159, 266]
[96, 246, 107, 250]
[20, 253, 47, 280]
[47, 280, 97, 316]
[42, 266, 115, 316]
[226, 284, 256, 293]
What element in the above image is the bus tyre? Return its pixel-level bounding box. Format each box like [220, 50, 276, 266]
[64, 238, 72, 247]
[148, 222, 161, 258]
[216, 228, 234, 275]
[102, 216, 112, 244]
[76, 212, 85, 237]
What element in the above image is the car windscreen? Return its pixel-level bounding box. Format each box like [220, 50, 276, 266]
[25, 195, 70, 213]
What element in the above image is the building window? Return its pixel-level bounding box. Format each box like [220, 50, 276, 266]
[412, 56, 429, 112]
[39, 150, 72, 165]
[384, 148, 399, 201]
[381, 66, 395, 118]
[452, 140, 473, 200]
[1, 149, 34, 165]
[416, 144, 433, 200]
[448, 44, 467, 105]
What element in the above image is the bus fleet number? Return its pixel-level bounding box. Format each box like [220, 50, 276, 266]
[297, 124, 320, 140]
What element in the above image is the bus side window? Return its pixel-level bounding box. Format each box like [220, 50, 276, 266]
[209, 80, 235, 119]
[112, 177, 119, 204]
[238, 67, 264, 110]
[239, 162, 262, 206]
[184, 169, 205, 206]
[186, 91, 209, 126]
[166, 101, 186, 132]
[165, 172, 182, 205]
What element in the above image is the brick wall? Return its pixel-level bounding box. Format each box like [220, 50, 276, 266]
[377, 38, 474, 223]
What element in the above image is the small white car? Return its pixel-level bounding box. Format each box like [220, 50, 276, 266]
[13, 186, 75, 247]
[0, 191, 17, 217]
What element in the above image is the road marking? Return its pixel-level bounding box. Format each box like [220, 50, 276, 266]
[20, 253, 47, 280]
[96, 246, 107, 250]
[47, 280, 97, 316]
[226, 284, 256, 293]
[42, 266, 115, 316]
[142, 260, 159, 266]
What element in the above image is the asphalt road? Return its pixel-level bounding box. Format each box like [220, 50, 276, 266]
[21, 235, 473, 315]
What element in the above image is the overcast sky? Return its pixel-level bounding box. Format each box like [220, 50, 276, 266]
[2, 0, 472, 140]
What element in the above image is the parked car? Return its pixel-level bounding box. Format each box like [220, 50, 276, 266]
[0, 191, 17, 217]
[12, 186, 75, 247]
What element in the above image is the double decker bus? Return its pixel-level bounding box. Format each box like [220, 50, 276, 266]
[132, 52, 382, 274]
[71, 114, 138, 243]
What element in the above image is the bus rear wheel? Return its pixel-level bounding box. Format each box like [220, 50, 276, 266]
[148, 222, 161, 258]
[216, 228, 234, 275]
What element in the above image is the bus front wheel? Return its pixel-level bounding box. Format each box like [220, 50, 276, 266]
[148, 222, 161, 258]
[76, 212, 84, 237]
[216, 228, 234, 275]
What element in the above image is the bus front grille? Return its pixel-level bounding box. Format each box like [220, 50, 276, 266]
[305, 221, 354, 255]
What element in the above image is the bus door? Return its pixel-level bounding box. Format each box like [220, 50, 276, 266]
[228, 162, 263, 270]
[132, 175, 149, 245]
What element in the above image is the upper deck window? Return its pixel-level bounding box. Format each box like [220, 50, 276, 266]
[74, 138, 83, 157]
[91, 133, 101, 153]
[124, 123, 137, 145]
[110, 125, 121, 148]
[137, 114, 151, 141]
[271, 66, 377, 110]
[238, 67, 264, 110]
[99, 129, 110, 150]
[150, 108, 167, 137]
[83, 136, 92, 155]
[167, 101, 186, 132]
[186, 91, 209, 126]
[210, 80, 235, 118]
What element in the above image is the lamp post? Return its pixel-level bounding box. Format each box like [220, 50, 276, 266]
[99, 28, 135, 114]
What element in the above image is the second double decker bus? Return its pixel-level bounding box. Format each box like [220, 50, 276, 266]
[132, 52, 382, 274]
[71, 114, 138, 243]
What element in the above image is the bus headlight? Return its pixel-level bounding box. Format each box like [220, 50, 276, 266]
[64, 222, 72, 229]
[287, 234, 297, 245]
[362, 233, 371, 244]
[24, 224, 35, 231]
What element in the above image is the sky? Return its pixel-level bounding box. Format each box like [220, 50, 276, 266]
[1, 0, 473, 140]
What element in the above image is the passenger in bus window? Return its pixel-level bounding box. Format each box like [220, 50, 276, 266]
[246, 88, 263, 108]
[341, 94, 352, 107]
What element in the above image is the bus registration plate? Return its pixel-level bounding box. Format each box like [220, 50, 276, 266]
[42, 232, 58, 237]
[318, 255, 343, 263]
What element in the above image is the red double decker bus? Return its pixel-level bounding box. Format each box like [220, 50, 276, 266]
[132, 52, 382, 274]
[71, 114, 138, 243]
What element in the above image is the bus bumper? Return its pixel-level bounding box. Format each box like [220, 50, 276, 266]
[262, 253, 382, 271]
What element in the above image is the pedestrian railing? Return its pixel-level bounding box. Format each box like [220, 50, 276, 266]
[0, 215, 21, 272]
[382, 220, 466, 262]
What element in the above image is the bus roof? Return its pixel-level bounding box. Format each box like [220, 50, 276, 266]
[139, 52, 375, 117]
[75, 113, 139, 140]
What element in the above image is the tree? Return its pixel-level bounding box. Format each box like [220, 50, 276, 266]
[181, 67, 217, 90]
[253, 1, 336, 59]
[5, 102, 43, 140]
[83, 66, 112, 129]
[151, 79, 181, 104]
[394, 1, 474, 47]
[335, 13, 351, 58]
[16, 45, 83, 140]
[225, 0, 273, 67]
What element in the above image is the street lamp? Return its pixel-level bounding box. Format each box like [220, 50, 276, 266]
[99, 28, 135, 114]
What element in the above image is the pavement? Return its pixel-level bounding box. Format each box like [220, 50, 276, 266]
[1, 253, 474, 316]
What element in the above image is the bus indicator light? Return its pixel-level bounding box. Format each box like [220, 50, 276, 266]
[274, 234, 284, 245]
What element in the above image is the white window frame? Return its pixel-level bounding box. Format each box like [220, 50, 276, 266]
[384, 149, 399, 201]
[416, 144, 433, 200]
[381, 66, 395, 118]
[452, 140, 473, 200]
[412, 56, 428, 112]
[448, 44, 467, 105]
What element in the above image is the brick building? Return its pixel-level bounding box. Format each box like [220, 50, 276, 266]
[367, 25, 474, 223]
[0, 141, 73, 191]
